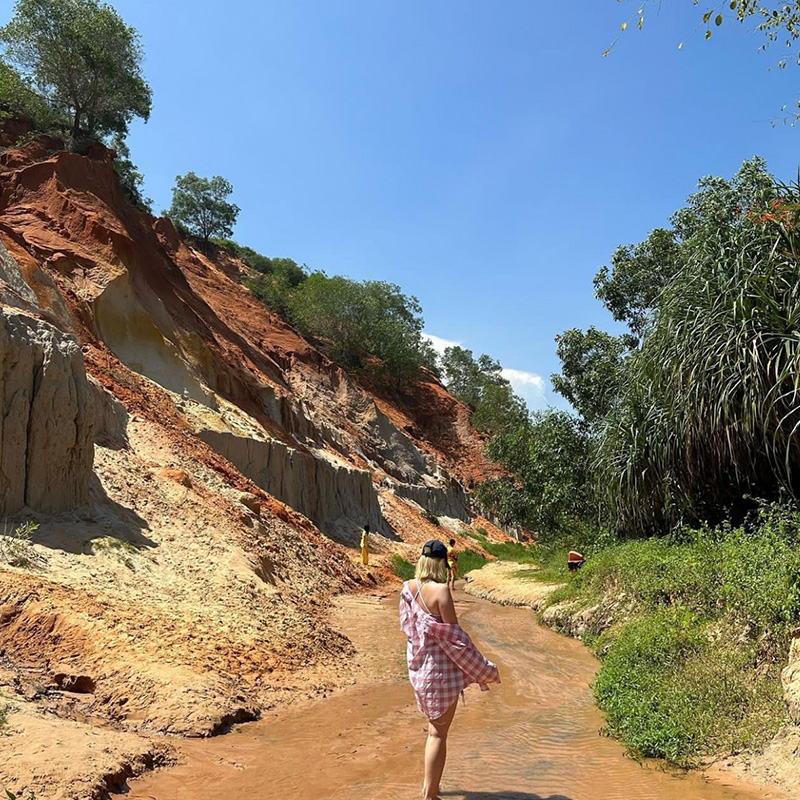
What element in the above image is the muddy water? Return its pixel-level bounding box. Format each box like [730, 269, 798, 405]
[124, 590, 783, 800]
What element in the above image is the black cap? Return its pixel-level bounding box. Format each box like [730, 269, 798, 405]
[422, 539, 448, 559]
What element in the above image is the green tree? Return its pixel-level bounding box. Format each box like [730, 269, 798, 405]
[594, 228, 682, 339]
[551, 327, 628, 424]
[0, 0, 152, 142]
[0, 55, 61, 129]
[439, 345, 527, 433]
[477, 409, 595, 542]
[167, 172, 240, 245]
[594, 160, 776, 344]
[439, 346, 505, 407]
[289, 274, 436, 380]
[597, 159, 800, 535]
[469, 381, 529, 435]
[110, 134, 151, 212]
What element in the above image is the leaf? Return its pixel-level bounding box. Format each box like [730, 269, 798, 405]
[706, 29, 713, 39]
[715, 14, 723, 26]
[678, 41, 684, 50]
[621, 21, 628, 30]
[703, 10, 712, 23]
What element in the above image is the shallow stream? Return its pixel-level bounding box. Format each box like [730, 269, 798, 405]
[123, 589, 784, 800]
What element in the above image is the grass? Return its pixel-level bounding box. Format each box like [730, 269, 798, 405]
[463, 530, 540, 564]
[91, 536, 140, 569]
[593, 608, 786, 765]
[456, 550, 487, 575]
[390, 554, 415, 581]
[542, 505, 800, 765]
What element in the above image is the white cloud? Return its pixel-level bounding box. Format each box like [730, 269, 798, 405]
[423, 333, 549, 411]
[502, 368, 548, 411]
[422, 332, 461, 355]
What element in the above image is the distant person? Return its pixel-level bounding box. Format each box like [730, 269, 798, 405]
[446, 538, 459, 589]
[399, 539, 500, 800]
[567, 550, 585, 572]
[360, 524, 370, 566]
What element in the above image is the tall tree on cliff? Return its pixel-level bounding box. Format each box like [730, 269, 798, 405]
[0, 0, 152, 142]
[167, 172, 241, 246]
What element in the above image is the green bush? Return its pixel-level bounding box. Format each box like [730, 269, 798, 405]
[0, 57, 63, 131]
[422, 510, 440, 527]
[545, 506, 800, 764]
[0, 521, 41, 568]
[477, 410, 596, 544]
[390, 554, 415, 581]
[289, 274, 438, 380]
[593, 609, 785, 765]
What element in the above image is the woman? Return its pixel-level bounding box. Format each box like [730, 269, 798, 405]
[399, 539, 500, 800]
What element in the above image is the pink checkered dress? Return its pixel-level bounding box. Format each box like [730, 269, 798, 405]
[399, 581, 500, 720]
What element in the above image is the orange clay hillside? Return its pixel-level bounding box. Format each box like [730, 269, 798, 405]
[0, 127, 513, 798]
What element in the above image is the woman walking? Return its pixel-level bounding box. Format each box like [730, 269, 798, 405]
[399, 539, 500, 799]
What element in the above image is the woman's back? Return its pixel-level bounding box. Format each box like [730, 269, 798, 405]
[408, 578, 458, 624]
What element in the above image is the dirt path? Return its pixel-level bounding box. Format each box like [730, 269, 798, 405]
[121, 587, 786, 800]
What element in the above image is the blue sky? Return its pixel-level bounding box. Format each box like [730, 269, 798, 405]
[105, 0, 800, 410]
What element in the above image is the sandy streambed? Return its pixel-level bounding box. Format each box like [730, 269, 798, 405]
[120, 586, 787, 800]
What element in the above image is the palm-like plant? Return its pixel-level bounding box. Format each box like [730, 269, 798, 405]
[598, 173, 800, 534]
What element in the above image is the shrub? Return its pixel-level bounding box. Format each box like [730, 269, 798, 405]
[91, 536, 139, 570]
[246, 258, 306, 318]
[546, 505, 800, 763]
[478, 410, 596, 544]
[0, 521, 40, 568]
[593, 609, 785, 765]
[289, 274, 437, 380]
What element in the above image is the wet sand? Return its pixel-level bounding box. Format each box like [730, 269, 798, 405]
[122, 587, 785, 800]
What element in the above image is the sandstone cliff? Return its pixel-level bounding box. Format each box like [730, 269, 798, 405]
[0, 131, 508, 799]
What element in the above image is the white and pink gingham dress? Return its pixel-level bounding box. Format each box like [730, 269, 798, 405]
[399, 581, 500, 720]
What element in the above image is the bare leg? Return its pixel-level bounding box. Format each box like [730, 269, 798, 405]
[423, 700, 458, 799]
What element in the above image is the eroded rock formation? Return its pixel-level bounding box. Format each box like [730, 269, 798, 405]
[0, 129, 511, 799]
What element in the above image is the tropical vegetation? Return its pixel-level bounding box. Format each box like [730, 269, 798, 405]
[0, 0, 151, 142]
[167, 172, 240, 245]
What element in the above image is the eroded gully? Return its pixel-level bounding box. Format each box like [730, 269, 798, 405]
[122, 587, 786, 800]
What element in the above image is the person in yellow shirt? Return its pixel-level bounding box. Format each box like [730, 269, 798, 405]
[446, 538, 458, 589]
[361, 524, 370, 565]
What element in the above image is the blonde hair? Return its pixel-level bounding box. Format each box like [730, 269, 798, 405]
[415, 554, 447, 584]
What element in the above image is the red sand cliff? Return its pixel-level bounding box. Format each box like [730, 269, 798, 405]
[0, 132, 510, 799]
